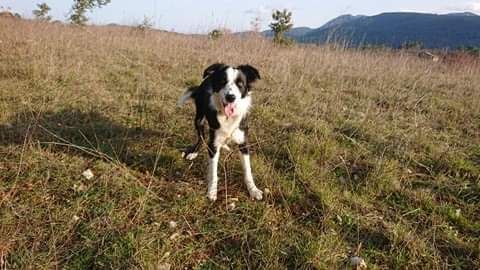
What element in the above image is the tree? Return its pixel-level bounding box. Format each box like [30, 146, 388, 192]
[33, 3, 52, 21]
[137, 15, 154, 32]
[69, 0, 111, 26]
[269, 9, 293, 45]
[208, 29, 223, 40]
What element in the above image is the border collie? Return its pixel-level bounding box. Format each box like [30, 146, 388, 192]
[177, 63, 263, 201]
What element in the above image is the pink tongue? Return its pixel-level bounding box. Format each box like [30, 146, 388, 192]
[224, 103, 236, 117]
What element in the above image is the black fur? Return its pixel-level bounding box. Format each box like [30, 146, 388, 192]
[238, 117, 249, 155]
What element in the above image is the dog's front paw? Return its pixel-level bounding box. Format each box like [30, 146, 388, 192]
[207, 191, 217, 201]
[248, 188, 263, 200]
[182, 148, 199, 160]
[185, 152, 198, 160]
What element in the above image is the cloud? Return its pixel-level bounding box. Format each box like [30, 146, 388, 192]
[444, 1, 480, 13]
[244, 5, 272, 16]
[244, 4, 296, 16]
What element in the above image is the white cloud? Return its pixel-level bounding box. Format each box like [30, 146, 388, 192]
[244, 5, 272, 16]
[245, 4, 297, 16]
[444, 1, 480, 13]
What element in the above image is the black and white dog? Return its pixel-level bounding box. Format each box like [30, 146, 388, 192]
[178, 63, 263, 201]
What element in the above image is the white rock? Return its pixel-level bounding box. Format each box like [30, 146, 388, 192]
[227, 202, 236, 210]
[82, 169, 94, 180]
[350, 256, 367, 269]
[168, 221, 177, 229]
[72, 215, 80, 222]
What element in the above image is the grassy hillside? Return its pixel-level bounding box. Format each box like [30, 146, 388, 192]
[1, 18, 479, 269]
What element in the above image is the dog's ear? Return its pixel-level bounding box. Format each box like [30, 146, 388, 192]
[203, 63, 227, 79]
[238, 64, 261, 88]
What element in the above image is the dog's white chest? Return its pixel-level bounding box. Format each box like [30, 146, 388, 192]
[214, 115, 245, 146]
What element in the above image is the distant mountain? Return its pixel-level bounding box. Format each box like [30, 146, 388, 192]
[257, 12, 480, 49]
[444, 12, 478, 17]
[262, 27, 313, 39]
[317, 14, 366, 30]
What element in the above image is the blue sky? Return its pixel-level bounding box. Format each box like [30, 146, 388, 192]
[2, 0, 480, 33]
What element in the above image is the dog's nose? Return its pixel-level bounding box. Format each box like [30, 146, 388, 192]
[225, 94, 236, 103]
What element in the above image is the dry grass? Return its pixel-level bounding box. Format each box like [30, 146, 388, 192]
[1, 17, 479, 269]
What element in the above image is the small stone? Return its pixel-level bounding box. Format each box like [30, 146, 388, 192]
[72, 215, 80, 222]
[82, 169, 94, 180]
[350, 256, 367, 269]
[336, 215, 343, 223]
[168, 221, 177, 229]
[227, 202, 236, 210]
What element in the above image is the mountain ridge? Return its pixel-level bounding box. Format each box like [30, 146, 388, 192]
[257, 12, 480, 49]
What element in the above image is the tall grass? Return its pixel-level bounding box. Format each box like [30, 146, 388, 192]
[1, 17, 479, 269]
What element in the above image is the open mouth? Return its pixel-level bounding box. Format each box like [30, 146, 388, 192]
[222, 101, 236, 118]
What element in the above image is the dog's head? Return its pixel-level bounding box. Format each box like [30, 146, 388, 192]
[203, 63, 261, 118]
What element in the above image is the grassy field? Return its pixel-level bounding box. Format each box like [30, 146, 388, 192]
[0, 17, 479, 269]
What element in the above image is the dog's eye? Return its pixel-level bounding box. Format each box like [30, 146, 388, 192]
[236, 80, 244, 87]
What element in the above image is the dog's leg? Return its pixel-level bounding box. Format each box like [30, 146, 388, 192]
[184, 113, 205, 160]
[235, 128, 263, 200]
[207, 129, 220, 201]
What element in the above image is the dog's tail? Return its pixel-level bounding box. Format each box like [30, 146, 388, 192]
[177, 87, 196, 107]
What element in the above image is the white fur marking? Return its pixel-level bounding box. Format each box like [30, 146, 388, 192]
[232, 129, 245, 144]
[207, 148, 220, 201]
[221, 145, 231, 151]
[239, 153, 263, 200]
[226, 67, 238, 83]
[218, 67, 245, 115]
